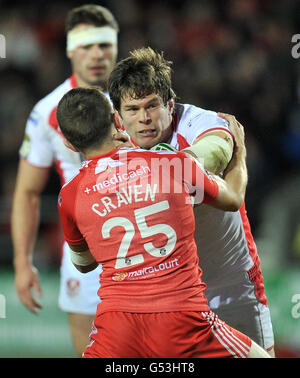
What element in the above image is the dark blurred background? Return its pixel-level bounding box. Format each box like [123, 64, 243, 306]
[0, 0, 300, 358]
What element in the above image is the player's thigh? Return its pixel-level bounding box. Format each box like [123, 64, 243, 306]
[247, 340, 271, 358]
[267, 347, 275, 358]
[68, 312, 95, 357]
[151, 311, 253, 358]
[214, 302, 274, 351]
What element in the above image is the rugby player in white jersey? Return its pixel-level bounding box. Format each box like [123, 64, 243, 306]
[11, 4, 119, 356]
[107, 47, 275, 357]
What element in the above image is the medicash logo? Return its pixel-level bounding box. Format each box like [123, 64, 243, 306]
[112, 257, 180, 282]
[86, 149, 206, 205]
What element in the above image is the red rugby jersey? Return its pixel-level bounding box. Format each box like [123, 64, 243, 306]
[58, 147, 219, 314]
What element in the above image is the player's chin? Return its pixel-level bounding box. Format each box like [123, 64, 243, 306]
[88, 74, 108, 87]
[137, 139, 158, 150]
[136, 135, 162, 150]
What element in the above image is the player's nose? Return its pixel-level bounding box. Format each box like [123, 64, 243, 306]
[139, 108, 151, 124]
[90, 44, 105, 58]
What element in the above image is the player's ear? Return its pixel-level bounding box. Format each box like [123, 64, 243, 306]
[168, 98, 175, 115]
[112, 130, 130, 143]
[63, 137, 79, 152]
[67, 50, 73, 60]
[112, 111, 123, 131]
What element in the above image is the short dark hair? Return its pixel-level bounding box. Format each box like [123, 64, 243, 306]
[65, 4, 119, 33]
[108, 47, 176, 112]
[57, 87, 113, 152]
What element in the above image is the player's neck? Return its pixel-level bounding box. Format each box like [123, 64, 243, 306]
[82, 142, 115, 160]
[73, 72, 106, 91]
[83, 139, 131, 160]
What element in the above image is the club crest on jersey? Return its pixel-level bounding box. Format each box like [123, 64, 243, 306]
[19, 134, 32, 158]
[95, 157, 125, 175]
[66, 278, 80, 297]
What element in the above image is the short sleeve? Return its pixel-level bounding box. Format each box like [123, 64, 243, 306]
[19, 106, 54, 167]
[58, 188, 85, 245]
[183, 109, 232, 146]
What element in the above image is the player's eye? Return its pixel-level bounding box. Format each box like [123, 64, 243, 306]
[81, 44, 92, 50]
[147, 100, 161, 109]
[99, 43, 112, 49]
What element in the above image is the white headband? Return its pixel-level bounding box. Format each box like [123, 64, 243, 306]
[67, 26, 117, 51]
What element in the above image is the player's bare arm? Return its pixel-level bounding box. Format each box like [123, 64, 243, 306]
[12, 159, 50, 314]
[209, 116, 247, 211]
[68, 242, 98, 273]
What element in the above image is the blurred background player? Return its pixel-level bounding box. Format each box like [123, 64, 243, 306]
[56, 87, 270, 358]
[11, 4, 119, 356]
[108, 47, 275, 356]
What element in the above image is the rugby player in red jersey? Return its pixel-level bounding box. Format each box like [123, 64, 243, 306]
[56, 87, 270, 358]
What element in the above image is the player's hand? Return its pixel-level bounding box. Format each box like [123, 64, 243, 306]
[112, 130, 135, 148]
[14, 264, 43, 314]
[217, 112, 245, 152]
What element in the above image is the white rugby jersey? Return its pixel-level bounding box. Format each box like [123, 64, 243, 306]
[19, 75, 110, 185]
[168, 103, 267, 306]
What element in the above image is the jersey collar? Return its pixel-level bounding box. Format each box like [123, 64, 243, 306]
[171, 113, 178, 132]
[70, 74, 77, 88]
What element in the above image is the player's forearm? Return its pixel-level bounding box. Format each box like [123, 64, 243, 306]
[222, 145, 247, 209]
[12, 190, 40, 270]
[68, 243, 98, 273]
[74, 260, 99, 273]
